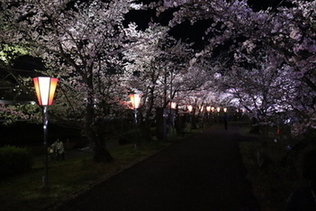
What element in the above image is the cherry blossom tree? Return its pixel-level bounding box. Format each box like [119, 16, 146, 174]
[123, 23, 194, 139]
[0, 0, 144, 162]
[154, 0, 316, 131]
[1, 0, 315, 152]
[222, 46, 297, 121]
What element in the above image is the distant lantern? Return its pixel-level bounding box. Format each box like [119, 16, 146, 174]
[187, 105, 193, 112]
[217, 107, 221, 112]
[224, 108, 227, 113]
[129, 93, 141, 109]
[170, 102, 177, 109]
[206, 106, 211, 112]
[33, 77, 58, 106]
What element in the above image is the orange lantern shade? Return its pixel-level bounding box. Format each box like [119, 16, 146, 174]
[129, 93, 141, 109]
[33, 77, 58, 106]
[187, 105, 193, 112]
[170, 102, 177, 109]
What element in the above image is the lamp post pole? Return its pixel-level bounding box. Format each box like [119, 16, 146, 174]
[134, 107, 138, 125]
[170, 102, 177, 132]
[187, 105, 193, 129]
[43, 105, 49, 189]
[129, 94, 141, 148]
[206, 106, 211, 125]
[129, 93, 141, 125]
[33, 77, 58, 190]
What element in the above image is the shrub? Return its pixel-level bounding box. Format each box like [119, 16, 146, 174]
[119, 127, 156, 145]
[119, 129, 138, 145]
[0, 145, 33, 179]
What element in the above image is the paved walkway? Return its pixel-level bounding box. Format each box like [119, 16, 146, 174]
[56, 122, 260, 211]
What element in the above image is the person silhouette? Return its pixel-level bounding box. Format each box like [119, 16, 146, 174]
[53, 139, 65, 161]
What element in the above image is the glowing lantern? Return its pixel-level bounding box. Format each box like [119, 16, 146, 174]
[33, 77, 58, 106]
[170, 102, 177, 109]
[129, 93, 141, 109]
[187, 105, 193, 112]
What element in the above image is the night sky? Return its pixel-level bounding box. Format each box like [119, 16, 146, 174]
[124, 0, 288, 49]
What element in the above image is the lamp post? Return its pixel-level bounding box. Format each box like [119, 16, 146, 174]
[216, 107, 221, 123]
[129, 93, 141, 148]
[170, 102, 178, 131]
[170, 101, 177, 129]
[223, 107, 228, 130]
[33, 77, 58, 190]
[187, 105, 193, 113]
[199, 105, 204, 113]
[170, 102, 177, 110]
[129, 93, 141, 125]
[199, 105, 204, 128]
[187, 105, 196, 129]
[206, 106, 211, 125]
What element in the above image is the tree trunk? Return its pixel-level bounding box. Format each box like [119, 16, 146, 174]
[175, 115, 185, 136]
[191, 114, 197, 130]
[95, 118, 113, 162]
[85, 101, 113, 163]
[93, 139, 113, 163]
[156, 107, 167, 140]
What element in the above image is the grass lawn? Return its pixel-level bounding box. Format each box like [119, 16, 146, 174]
[0, 139, 173, 211]
[1, 122, 309, 211]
